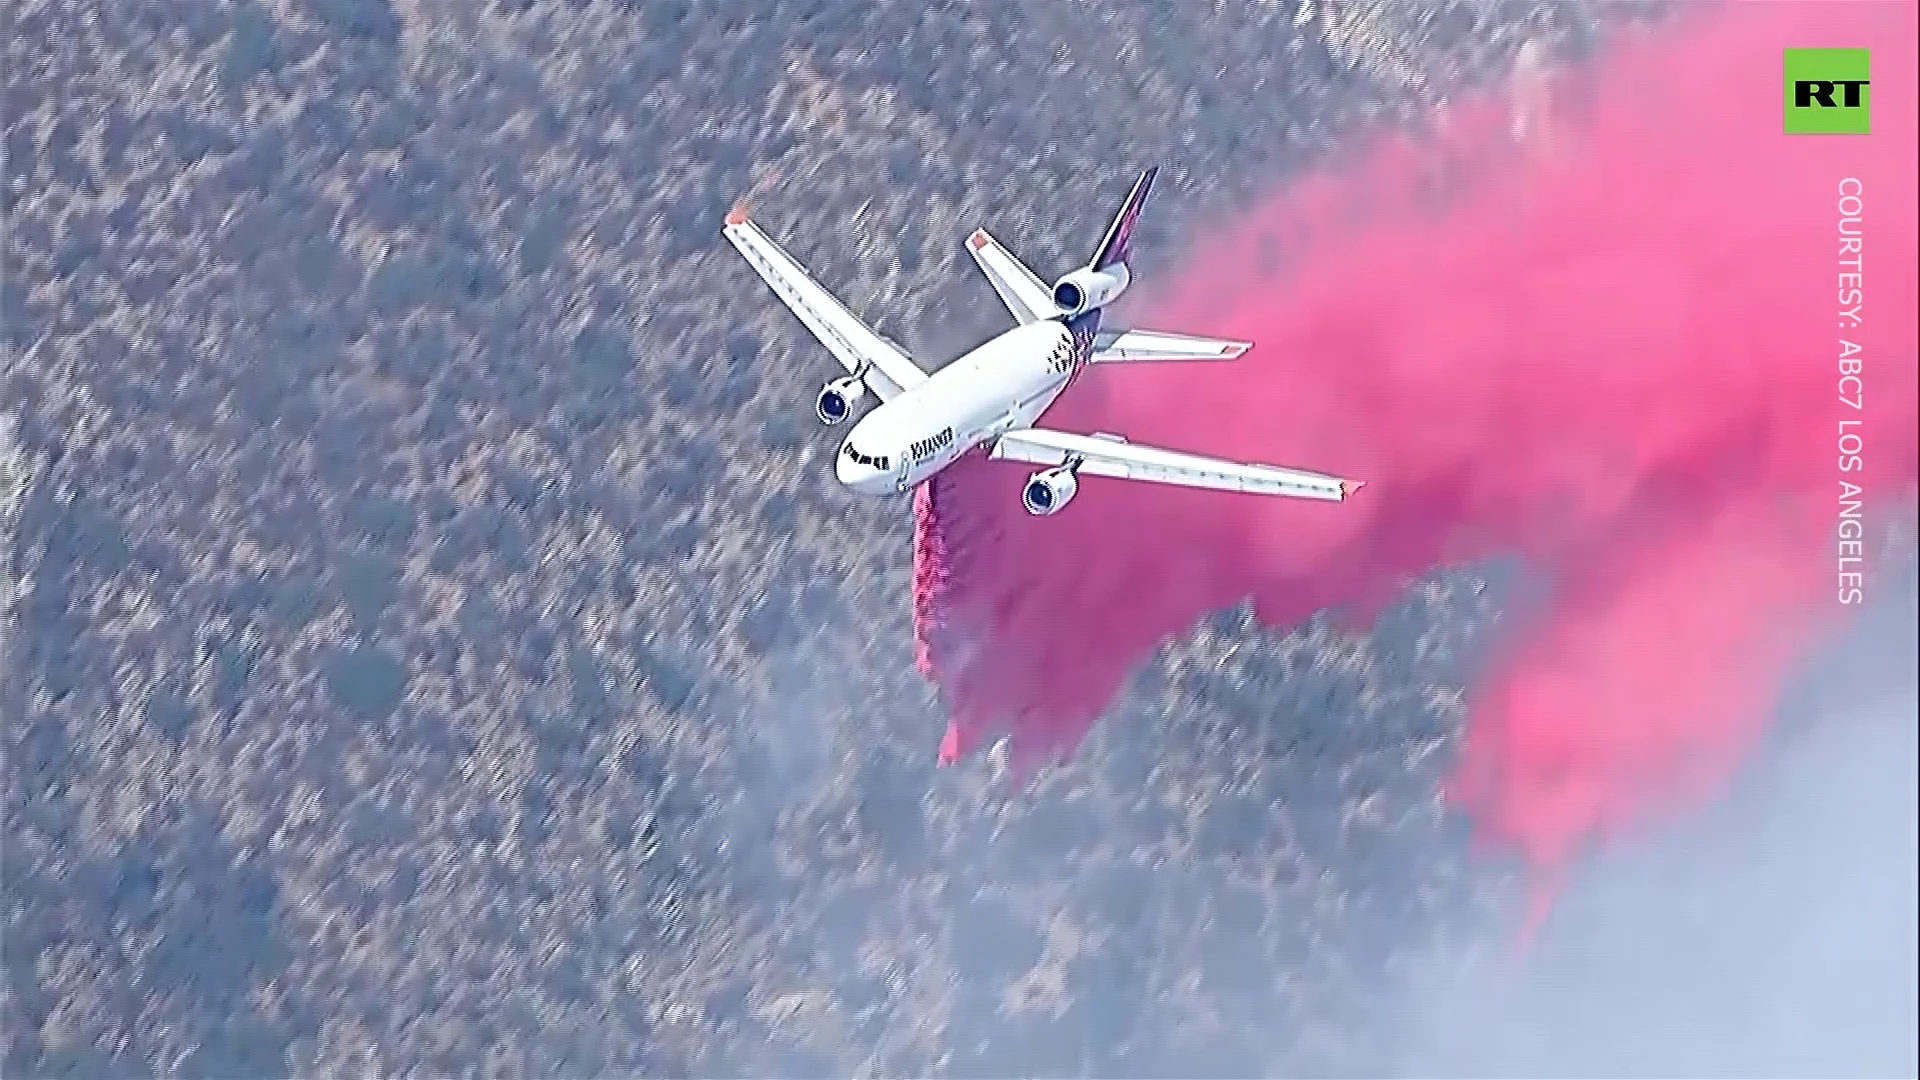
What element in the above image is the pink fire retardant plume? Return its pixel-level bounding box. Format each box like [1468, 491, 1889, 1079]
[912, 2, 1918, 916]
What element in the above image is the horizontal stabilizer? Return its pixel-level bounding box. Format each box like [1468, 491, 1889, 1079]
[1090, 327, 1252, 363]
[966, 228, 1055, 326]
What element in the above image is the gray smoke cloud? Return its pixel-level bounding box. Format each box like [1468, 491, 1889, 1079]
[1391, 581, 1919, 1080]
[695, 556, 1918, 1079]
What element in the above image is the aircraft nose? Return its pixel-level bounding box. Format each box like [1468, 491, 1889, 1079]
[834, 446, 892, 494]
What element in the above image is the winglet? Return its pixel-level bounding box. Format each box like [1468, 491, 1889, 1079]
[967, 228, 990, 251]
[726, 170, 784, 230]
[1341, 480, 1367, 499]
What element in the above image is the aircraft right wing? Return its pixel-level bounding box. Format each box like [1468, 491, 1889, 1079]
[965, 228, 1056, 326]
[723, 208, 928, 401]
[990, 427, 1361, 502]
[1089, 328, 1252, 363]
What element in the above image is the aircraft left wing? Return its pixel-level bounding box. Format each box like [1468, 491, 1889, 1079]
[990, 427, 1361, 502]
[1089, 328, 1251, 363]
[723, 208, 928, 401]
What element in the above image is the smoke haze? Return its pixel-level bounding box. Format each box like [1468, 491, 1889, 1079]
[1398, 577, 1918, 1078]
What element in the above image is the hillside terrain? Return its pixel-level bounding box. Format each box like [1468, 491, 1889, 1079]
[0, 0, 1755, 1076]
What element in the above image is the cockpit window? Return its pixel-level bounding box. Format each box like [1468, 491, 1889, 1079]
[843, 444, 889, 471]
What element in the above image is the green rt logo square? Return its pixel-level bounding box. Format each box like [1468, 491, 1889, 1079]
[1786, 48, 1870, 134]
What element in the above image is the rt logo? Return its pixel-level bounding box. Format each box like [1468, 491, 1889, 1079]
[1785, 48, 1870, 134]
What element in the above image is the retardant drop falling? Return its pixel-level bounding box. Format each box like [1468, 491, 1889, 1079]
[911, 2, 1919, 898]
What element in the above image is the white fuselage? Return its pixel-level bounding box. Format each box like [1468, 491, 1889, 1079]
[834, 319, 1079, 495]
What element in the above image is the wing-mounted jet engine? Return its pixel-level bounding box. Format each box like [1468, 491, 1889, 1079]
[815, 376, 867, 425]
[1021, 465, 1080, 515]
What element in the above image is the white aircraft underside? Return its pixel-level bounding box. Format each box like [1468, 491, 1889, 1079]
[721, 166, 1363, 516]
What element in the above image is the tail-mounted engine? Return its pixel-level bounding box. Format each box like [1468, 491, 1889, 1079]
[1052, 264, 1131, 316]
[815, 376, 866, 425]
[1021, 466, 1080, 516]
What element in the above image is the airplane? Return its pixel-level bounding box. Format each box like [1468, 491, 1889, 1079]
[721, 166, 1364, 515]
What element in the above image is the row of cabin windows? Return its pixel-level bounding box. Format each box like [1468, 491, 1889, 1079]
[912, 427, 954, 461]
[844, 444, 890, 471]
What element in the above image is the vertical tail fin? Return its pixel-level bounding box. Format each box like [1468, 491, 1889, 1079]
[1087, 166, 1158, 272]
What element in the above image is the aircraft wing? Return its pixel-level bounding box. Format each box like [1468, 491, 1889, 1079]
[990, 427, 1360, 502]
[723, 209, 928, 401]
[1090, 327, 1251, 363]
[965, 228, 1056, 326]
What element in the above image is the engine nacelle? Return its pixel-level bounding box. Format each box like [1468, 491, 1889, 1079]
[1021, 467, 1080, 516]
[815, 377, 866, 425]
[1052, 264, 1131, 316]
